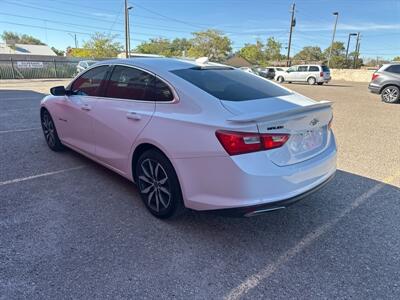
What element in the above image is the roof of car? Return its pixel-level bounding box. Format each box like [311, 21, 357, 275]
[99, 57, 214, 72]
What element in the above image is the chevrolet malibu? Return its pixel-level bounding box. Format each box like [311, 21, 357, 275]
[40, 57, 336, 218]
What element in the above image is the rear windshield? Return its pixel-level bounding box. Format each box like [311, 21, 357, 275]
[322, 66, 330, 72]
[171, 67, 291, 101]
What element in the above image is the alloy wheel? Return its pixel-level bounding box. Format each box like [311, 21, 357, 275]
[42, 111, 56, 147]
[382, 88, 399, 103]
[138, 158, 171, 212]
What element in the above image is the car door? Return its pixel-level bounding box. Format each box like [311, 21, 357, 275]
[57, 65, 110, 155]
[90, 65, 159, 174]
[285, 66, 297, 81]
[296, 65, 309, 81]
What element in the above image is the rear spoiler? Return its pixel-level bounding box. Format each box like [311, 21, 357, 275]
[227, 101, 332, 123]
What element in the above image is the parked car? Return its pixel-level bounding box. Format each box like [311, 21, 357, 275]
[257, 67, 277, 80]
[41, 57, 336, 219]
[368, 63, 400, 103]
[76, 60, 97, 75]
[239, 66, 256, 74]
[276, 65, 331, 85]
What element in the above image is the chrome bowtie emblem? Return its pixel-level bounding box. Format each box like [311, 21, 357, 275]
[310, 118, 319, 126]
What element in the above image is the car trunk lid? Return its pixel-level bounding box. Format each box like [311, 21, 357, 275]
[222, 94, 333, 166]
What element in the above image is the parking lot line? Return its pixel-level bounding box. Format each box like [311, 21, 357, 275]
[0, 165, 85, 186]
[224, 172, 400, 300]
[0, 128, 41, 134]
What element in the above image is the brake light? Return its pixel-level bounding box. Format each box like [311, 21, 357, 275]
[215, 130, 290, 156]
[372, 73, 379, 81]
[320, 72, 324, 77]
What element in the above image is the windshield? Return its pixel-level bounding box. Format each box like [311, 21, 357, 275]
[171, 67, 291, 101]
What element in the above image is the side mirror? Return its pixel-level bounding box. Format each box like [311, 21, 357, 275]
[50, 86, 67, 96]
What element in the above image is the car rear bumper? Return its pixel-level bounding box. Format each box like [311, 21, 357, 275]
[368, 83, 381, 94]
[172, 131, 337, 212]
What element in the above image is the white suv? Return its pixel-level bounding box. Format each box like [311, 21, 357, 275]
[276, 65, 331, 85]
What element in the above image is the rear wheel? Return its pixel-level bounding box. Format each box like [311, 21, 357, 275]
[307, 77, 316, 85]
[277, 76, 284, 83]
[135, 149, 185, 219]
[381, 85, 400, 103]
[41, 109, 64, 151]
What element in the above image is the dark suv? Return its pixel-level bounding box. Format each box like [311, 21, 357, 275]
[369, 63, 400, 103]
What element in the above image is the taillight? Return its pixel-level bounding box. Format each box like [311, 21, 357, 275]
[215, 130, 289, 156]
[372, 73, 379, 81]
[320, 72, 324, 77]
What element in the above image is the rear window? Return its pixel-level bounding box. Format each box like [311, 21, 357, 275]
[385, 64, 400, 74]
[171, 67, 291, 101]
[322, 66, 330, 72]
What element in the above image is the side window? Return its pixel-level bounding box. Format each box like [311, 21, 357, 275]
[71, 66, 109, 96]
[106, 66, 154, 101]
[309, 66, 320, 72]
[287, 66, 297, 72]
[154, 78, 174, 101]
[298, 66, 308, 72]
[386, 65, 400, 74]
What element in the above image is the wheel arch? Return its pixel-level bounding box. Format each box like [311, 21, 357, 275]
[379, 83, 400, 94]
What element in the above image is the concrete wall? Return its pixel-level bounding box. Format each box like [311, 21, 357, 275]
[330, 69, 374, 82]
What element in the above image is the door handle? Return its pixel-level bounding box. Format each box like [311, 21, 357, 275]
[126, 111, 142, 120]
[81, 104, 91, 111]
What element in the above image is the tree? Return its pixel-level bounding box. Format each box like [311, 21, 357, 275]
[135, 37, 190, 57]
[324, 42, 346, 68]
[51, 47, 65, 56]
[188, 29, 232, 62]
[1, 31, 46, 46]
[294, 46, 324, 62]
[239, 41, 266, 65]
[79, 33, 123, 58]
[393, 56, 400, 62]
[265, 37, 283, 61]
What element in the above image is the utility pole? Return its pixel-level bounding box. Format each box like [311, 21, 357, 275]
[68, 33, 78, 48]
[327, 12, 339, 67]
[286, 2, 296, 67]
[353, 32, 360, 69]
[345, 33, 357, 66]
[124, 0, 129, 58]
[127, 6, 133, 58]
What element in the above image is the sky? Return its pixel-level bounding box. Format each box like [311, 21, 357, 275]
[0, 0, 399, 59]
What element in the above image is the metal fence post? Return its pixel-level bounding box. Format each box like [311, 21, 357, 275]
[10, 57, 16, 79]
[53, 59, 58, 78]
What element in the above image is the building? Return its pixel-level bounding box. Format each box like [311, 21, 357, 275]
[0, 43, 56, 56]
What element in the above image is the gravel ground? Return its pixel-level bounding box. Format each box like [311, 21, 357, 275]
[1, 80, 399, 299]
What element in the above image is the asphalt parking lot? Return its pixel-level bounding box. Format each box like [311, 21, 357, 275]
[1, 79, 399, 299]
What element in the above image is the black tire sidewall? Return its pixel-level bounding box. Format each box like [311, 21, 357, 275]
[41, 109, 64, 151]
[135, 149, 184, 219]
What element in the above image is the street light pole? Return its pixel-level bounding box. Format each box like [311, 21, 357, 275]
[327, 12, 339, 67]
[353, 32, 360, 69]
[127, 6, 133, 58]
[124, 0, 129, 58]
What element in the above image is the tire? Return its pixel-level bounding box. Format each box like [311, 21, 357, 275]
[41, 109, 64, 151]
[317, 82, 324, 85]
[135, 149, 185, 219]
[277, 76, 284, 83]
[381, 85, 400, 103]
[288, 81, 292, 84]
[307, 77, 316, 85]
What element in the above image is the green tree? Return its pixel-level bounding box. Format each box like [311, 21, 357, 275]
[324, 42, 346, 68]
[51, 47, 65, 56]
[135, 37, 191, 57]
[188, 29, 232, 62]
[265, 37, 283, 61]
[239, 41, 266, 65]
[294, 46, 324, 61]
[393, 56, 400, 62]
[1, 31, 46, 46]
[80, 33, 122, 58]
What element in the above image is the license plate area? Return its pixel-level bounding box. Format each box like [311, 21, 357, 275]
[288, 127, 324, 154]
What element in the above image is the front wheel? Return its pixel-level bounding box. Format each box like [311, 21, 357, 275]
[277, 76, 284, 83]
[135, 149, 185, 219]
[381, 85, 400, 103]
[41, 109, 64, 151]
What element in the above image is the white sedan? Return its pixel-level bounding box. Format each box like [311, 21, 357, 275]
[40, 57, 337, 218]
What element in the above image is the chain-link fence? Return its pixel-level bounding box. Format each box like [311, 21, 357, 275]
[0, 58, 83, 79]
